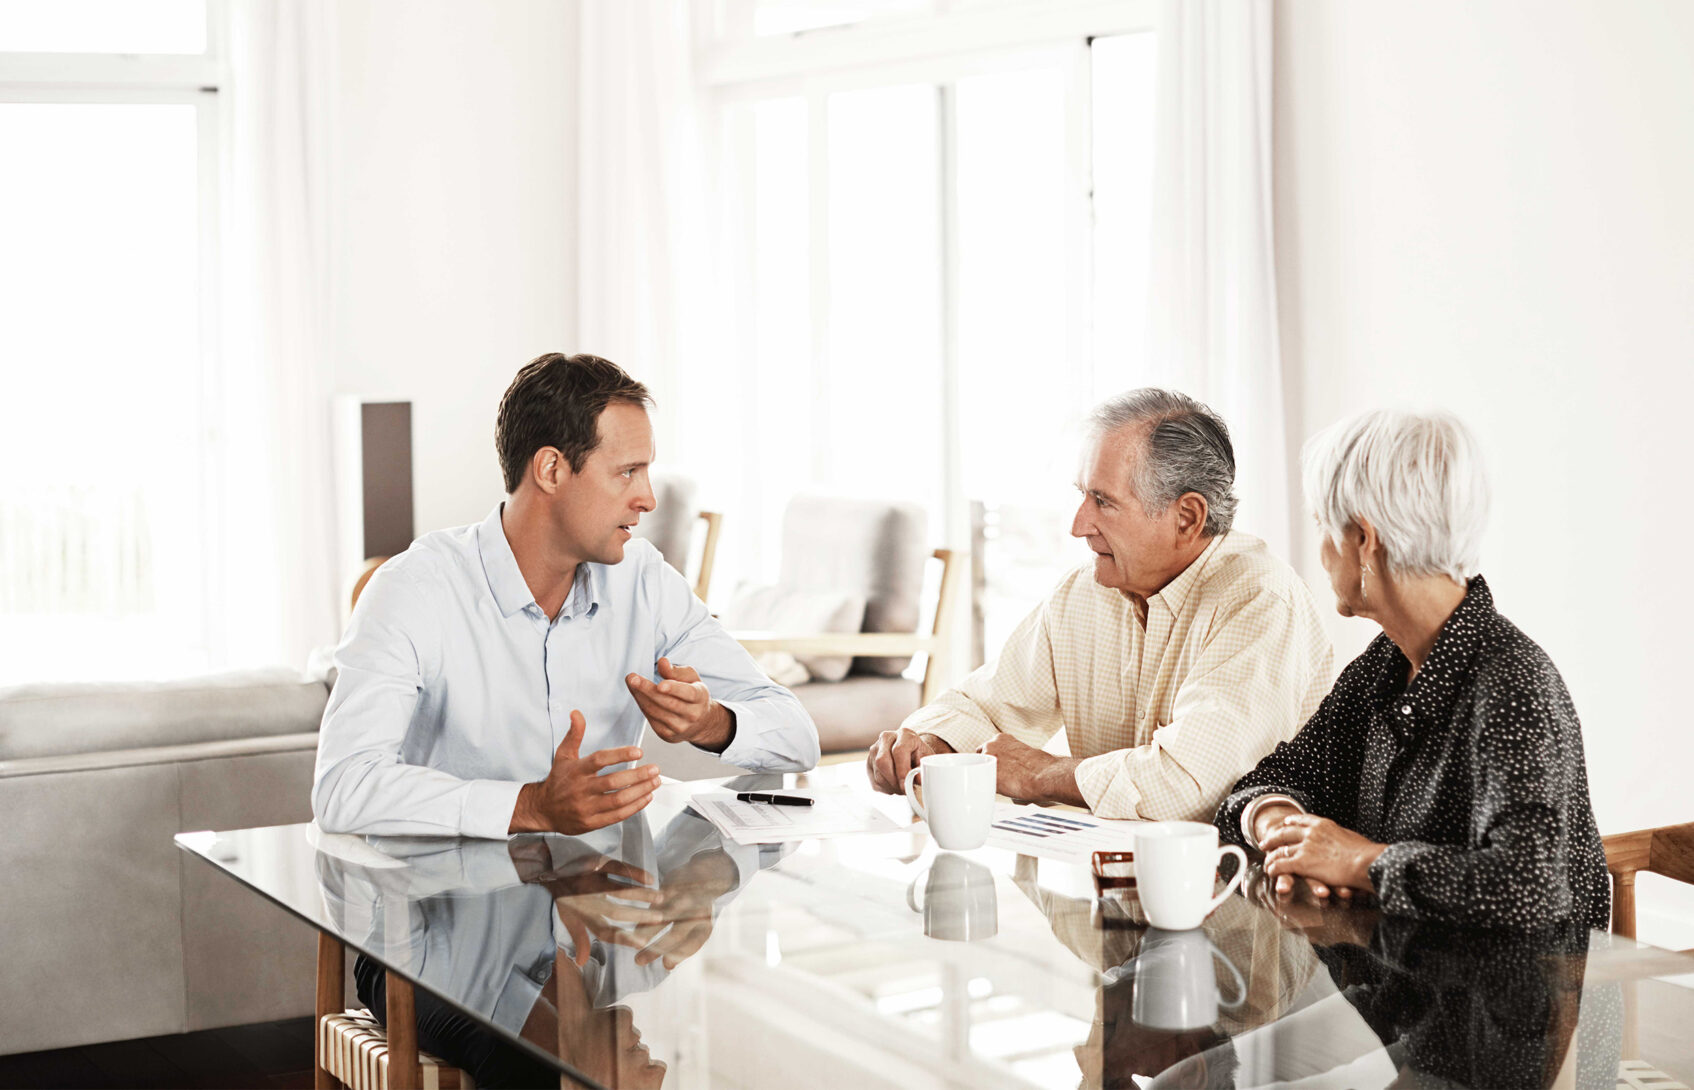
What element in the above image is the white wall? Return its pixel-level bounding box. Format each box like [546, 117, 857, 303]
[1275, 0, 1694, 940]
[329, 0, 579, 540]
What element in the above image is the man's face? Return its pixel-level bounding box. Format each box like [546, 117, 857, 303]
[1070, 426, 1188, 601]
[552, 401, 656, 566]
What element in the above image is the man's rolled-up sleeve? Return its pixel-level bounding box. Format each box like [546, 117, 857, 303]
[649, 560, 820, 772]
[899, 597, 1064, 756]
[1074, 586, 1332, 821]
[312, 564, 524, 839]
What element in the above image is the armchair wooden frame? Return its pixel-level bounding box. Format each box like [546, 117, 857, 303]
[693, 510, 723, 602]
[1602, 821, 1694, 946]
[731, 547, 961, 706]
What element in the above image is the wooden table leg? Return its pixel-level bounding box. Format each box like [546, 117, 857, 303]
[315, 933, 344, 1090]
[385, 970, 421, 1090]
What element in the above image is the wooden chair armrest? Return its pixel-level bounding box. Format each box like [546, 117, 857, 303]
[1603, 829, 1656, 876]
[731, 631, 933, 657]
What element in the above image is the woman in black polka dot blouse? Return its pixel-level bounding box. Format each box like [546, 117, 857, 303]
[1214, 409, 1609, 931]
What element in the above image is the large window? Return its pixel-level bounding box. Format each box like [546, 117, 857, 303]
[688, 0, 1157, 666]
[0, 2, 222, 683]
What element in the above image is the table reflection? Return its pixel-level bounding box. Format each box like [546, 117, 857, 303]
[1157, 876, 1618, 1089]
[311, 809, 783, 1089]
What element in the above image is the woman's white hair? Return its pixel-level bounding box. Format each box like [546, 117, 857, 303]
[1301, 409, 1491, 583]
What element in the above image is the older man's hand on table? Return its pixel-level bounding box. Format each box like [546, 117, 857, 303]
[866, 727, 956, 793]
[979, 732, 1086, 808]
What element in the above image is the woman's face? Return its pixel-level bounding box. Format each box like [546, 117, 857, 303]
[1318, 522, 1368, 618]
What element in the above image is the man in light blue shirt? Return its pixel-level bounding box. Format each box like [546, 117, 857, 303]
[313, 353, 819, 838]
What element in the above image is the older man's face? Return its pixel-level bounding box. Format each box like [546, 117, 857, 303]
[1070, 426, 1190, 602]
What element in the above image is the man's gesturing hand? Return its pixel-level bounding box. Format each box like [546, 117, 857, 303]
[626, 658, 735, 751]
[866, 727, 954, 793]
[509, 710, 661, 835]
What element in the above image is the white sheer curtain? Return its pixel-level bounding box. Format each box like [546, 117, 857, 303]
[1146, 0, 1291, 560]
[217, 0, 340, 669]
[577, 0, 715, 460]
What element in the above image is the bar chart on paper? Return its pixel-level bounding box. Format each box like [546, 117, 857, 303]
[985, 804, 1141, 865]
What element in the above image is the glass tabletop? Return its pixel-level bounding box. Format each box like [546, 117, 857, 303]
[176, 763, 1694, 1090]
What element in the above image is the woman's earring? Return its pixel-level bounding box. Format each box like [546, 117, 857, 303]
[1360, 563, 1372, 602]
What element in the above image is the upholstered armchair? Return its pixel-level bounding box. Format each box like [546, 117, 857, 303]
[633, 472, 723, 601]
[726, 494, 962, 756]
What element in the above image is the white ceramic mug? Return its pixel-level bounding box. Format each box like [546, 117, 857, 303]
[906, 853, 998, 941]
[1131, 821, 1248, 930]
[904, 753, 996, 851]
[1129, 927, 1246, 1030]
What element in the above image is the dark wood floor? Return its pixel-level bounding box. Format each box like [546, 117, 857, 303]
[0, 1016, 315, 1090]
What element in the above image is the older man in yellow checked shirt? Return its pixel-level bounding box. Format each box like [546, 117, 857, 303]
[867, 389, 1334, 821]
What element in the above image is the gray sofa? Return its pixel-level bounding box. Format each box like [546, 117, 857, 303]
[0, 669, 331, 1056]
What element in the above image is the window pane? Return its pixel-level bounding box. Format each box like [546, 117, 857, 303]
[1090, 32, 1158, 397]
[731, 96, 812, 585]
[825, 84, 943, 521]
[955, 65, 1078, 654]
[0, 0, 206, 54]
[0, 103, 206, 682]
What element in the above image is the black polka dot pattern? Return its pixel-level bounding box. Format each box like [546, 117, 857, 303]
[1215, 576, 1610, 931]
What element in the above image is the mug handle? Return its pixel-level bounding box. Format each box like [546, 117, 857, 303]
[907, 874, 925, 912]
[1207, 844, 1249, 916]
[1208, 941, 1248, 1008]
[904, 767, 928, 822]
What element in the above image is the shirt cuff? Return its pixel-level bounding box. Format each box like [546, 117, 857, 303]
[715, 698, 818, 771]
[910, 711, 998, 756]
[1240, 793, 1305, 851]
[1073, 752, 1141, 818]
[462, 779, 526, 840]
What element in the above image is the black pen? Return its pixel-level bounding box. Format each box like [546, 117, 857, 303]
[736, 791, 814, 807]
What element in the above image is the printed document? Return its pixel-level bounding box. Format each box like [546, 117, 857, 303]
[690, 786, 902, 846]
[984, 803, 1141, 865]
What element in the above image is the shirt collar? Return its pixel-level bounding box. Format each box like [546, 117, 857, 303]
[475, 504, 604, 621]
[477, 504, 536, 617]
[1148, 533, 1228, 617]
[1380, 575, 1494, 734]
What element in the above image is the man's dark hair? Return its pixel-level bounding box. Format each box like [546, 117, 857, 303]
[495, 352, 654, 493]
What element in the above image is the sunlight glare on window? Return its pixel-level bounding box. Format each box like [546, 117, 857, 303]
[1090, 32, 1158, 399]
[824, 83, 944, 517]
[0, 103, 206, 682]
[955, 65, 1080, 654]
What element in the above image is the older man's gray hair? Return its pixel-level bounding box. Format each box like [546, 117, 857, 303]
[1089, 388, 1238, 537]
[1301, 408, 1491, 583]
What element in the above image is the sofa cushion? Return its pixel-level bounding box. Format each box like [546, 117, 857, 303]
[0, 669, 330, 761]
[793, 675, 922, 754]
[721, 583, 866, 683]
[778, 495, 928, 678]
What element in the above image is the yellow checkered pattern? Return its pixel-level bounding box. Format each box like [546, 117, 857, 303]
[906, 532, 1335, 820]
